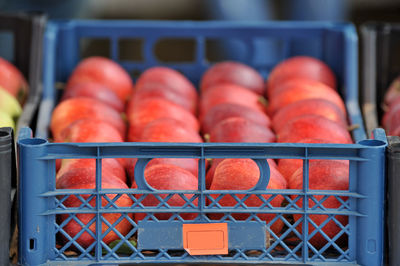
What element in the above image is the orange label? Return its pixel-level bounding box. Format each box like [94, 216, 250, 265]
[182, 223, 228, 255]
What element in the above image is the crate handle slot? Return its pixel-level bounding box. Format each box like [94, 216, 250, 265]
[133, 158, 154, 191]
[29, 238, 36, 251]
[251, 159, 270, 191]
[133, 158, 271, 191]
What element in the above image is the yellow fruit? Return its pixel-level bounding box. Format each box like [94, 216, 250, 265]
[0, 86, 22, 118]
[0, 110, 15, 130]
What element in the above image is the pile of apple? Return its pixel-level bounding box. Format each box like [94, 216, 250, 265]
[51, 57, 135, 248]
[50, 55, 353, 251]
[197, 62, 286, 235]
[126, 66, 202, 221]
[265, 57, 352, 247]
[0, 57, 28, 130]
[382, 76, 400, 136]
[201, 58, 352, 247]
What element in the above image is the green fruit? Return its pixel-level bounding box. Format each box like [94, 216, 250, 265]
[0, 86, 22, 118]
[0, 110, 15, 130]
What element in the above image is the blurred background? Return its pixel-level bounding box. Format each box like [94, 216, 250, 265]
[2, 0, 399, 71]
[1, 0, 400, 24]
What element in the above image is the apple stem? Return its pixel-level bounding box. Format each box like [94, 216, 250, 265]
[120, 112, 128, 122]
[55, 82, 65, 90]
[203, 133, 210, 142]
[258, 96, 269, 107]
[381, 102, 388, 112]
[347, 124, 360, 131]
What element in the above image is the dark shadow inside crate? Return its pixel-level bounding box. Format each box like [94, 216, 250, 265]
[0, 31, 14, 62]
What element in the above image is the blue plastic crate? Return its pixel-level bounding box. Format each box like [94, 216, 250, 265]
[18, 20, 386, 265]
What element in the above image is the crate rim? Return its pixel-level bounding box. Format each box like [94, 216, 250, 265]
[46, 19, 357, 28]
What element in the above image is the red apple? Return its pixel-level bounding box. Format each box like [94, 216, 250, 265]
[66, 56, 134, 102]
[391, 125, 400, 136]
[200, 61, 265, 95]
[131, 83, 196, 114]
[387, 95, 400, 110]
[56, 168, 133, 249]
[206, 158, 277, 190]
[0, 57, 28, 104]
[266, 56, 336, 97]
[384, 75, 400, 106]
[56, 118, 124, 143]
[272, 98, 347, 133]
[56, 158, 127, 183]
[135, 67, 197, 109]
[266, 78, 346, 117]
[288, 160, 349, 248]
[201, 103, 271, 135]
[133, 164, 198, 221]
[209, 158, 287, 235]
[61, 82, 124, 112]
[50, 97, 126, 142]
[277, 114, 352, 144]
[127, 98, 199, 142]
[199, 83, 267, 120]
[126, 118, 202, 183]
[138, 118, 202, 143]
[277, 138, 341, 182]
[387, 107, 400, 135]
[55, 118, 128, 172]
[209, 117, 275, 143]
[127, 157, 200, 186]
[382, 103, 400, 132]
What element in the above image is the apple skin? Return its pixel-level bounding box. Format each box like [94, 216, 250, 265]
[209, 117, 275, 143]
[206, 158, 277, 190]
[132, 164, 198, 221]
[50, 97, 127, 142]
[138, 118, 202, 143]
[66, 56, 134, 102]
[391, 125, 400, 136]
[135, 66, 198, 109]
[56, 168, 133, 249]
[0, 57, 28, 104]
[277, 138, 334, 182]
[56, 118, 124, 143]
[266, 56, 336, 98]
[0, 86, 22, 119]
[201, 103, 271, 135]
[56, 158, 127, 183]
[126, 118, 203, 183]
[387, 95, 400, 110]
[199, 83, 267, 121]
[384, 76, 400, 106]
[0, 110, 15, 129]
[208, 159, 287, 235]
[131, 83, 196, 114]
[127, 98, 199, 142]
[386, 107, 400, 135]
[277, 114, 352, 144]
[266, 78, 346, 117]
[200, 61, 265, 95]
[55, 118, 128, 172]
[288, 160, 349, 249]
[127, 157, 200, 186]
[382, 103, 400, 133]
[61, 82, 125, 113]
[272, 98, 347, 133]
